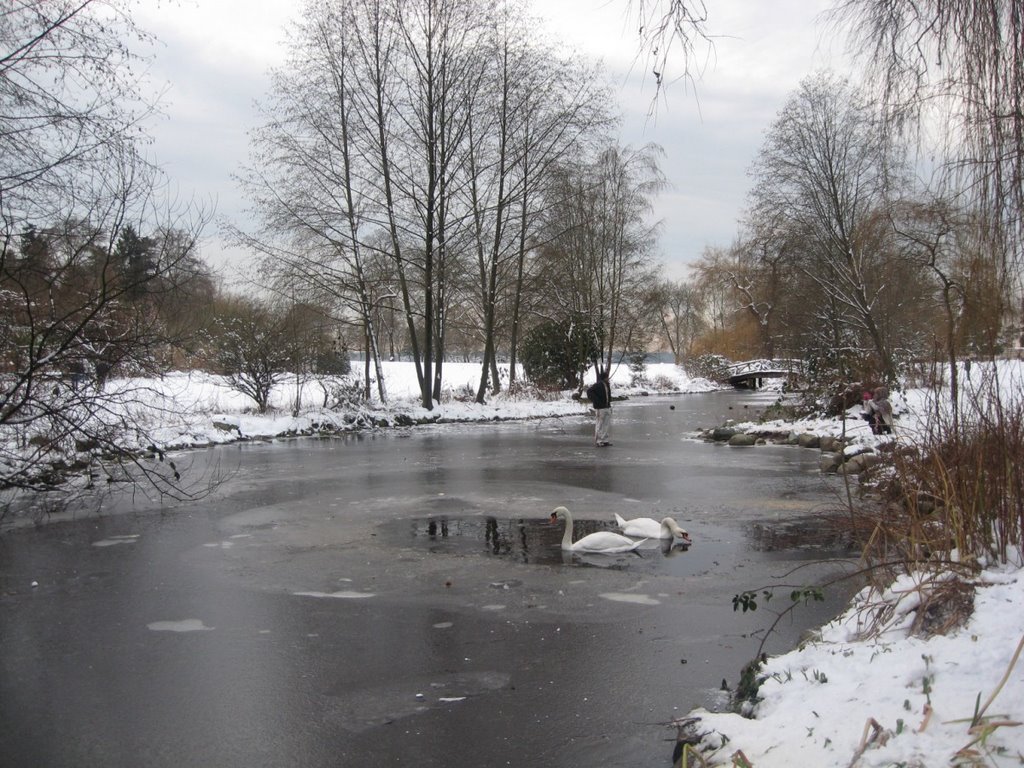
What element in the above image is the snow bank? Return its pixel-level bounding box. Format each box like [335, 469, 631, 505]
[685, 561, 1024, 767]
[114, 362, 713, 451]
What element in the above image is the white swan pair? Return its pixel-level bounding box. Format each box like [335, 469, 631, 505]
[550, 507, 693, 554]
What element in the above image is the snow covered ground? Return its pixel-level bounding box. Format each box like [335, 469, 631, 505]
[679, 360, 1024, 767]
[686, 562, 1024, 766]
[116, 361, 717, 452]
[19, 358, 1024, 766]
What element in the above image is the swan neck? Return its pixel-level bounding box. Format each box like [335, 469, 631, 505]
[560, 510, 574, 549]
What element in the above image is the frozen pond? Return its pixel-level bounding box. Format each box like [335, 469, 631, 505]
[0, 391, 858, 767]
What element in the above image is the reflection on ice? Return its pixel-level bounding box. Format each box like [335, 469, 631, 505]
[396, 514, 693, 567]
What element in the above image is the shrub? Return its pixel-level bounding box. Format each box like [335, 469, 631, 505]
[520, 317, 599, 390]
[686, 353, 731, 382]
[627, 349, 648, 386]
[863, 376, 1024, 572]
[323, 376, 364, 410]
[315, 339, 351, 376]
[213, 305, 291, 414]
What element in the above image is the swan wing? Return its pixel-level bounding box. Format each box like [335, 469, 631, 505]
[620, 517, 666, 539]
[573, 531, 647, 553]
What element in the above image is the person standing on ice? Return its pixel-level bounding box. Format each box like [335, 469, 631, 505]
[586, 369, 613, 446]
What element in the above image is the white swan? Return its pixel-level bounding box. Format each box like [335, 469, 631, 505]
[614, 513, 692, 543]
[550, 506, 646, 553]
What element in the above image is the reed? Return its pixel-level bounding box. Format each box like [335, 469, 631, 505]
[863, 369, 1024, 576]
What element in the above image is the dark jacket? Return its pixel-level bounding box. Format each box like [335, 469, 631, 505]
[586, 378, 611, 410]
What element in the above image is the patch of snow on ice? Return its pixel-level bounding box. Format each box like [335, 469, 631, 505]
[92, 535, 139, 547]
[147, 619, 214, 632]
[600, 592, 661, 605]
[293, 590, 376, 599]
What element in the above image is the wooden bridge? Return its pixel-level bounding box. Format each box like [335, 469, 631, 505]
[725, 359, 802, 389]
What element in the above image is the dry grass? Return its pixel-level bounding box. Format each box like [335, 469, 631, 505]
[856, 376, 1024, 578]
[815, 371, 1024, 644]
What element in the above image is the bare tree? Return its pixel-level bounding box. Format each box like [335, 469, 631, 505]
[235, 0, 392, 402]
[834, 0, 1024, 274]
[465, 9, 613, 402]
[651, 277, 705, 363]
[0, 1, 211, 504]
[692, 246, 749, 354]
[212, 298, 292, 415]
[889, 197, 1008, 430]
[241, 0, 491, 411]
[240, 0, 616, 407]
[539, 143, 665, 379]
[749, 72, 907, 382]
[625, 0, 713, 97]
[692, 234, 786, 360]
[831, 0, 1024, 401]
[390, 0, 485, 407]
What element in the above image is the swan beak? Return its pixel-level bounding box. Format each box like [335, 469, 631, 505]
[548, 513, 557, 524]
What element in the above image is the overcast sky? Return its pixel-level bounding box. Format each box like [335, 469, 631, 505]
[132, 0, 850, 284]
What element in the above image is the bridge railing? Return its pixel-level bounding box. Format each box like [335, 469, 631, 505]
[725, 358, 803, 376]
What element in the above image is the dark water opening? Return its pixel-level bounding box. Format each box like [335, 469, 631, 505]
[392, 514, 635, 563]
[387, 513, 857, 574]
